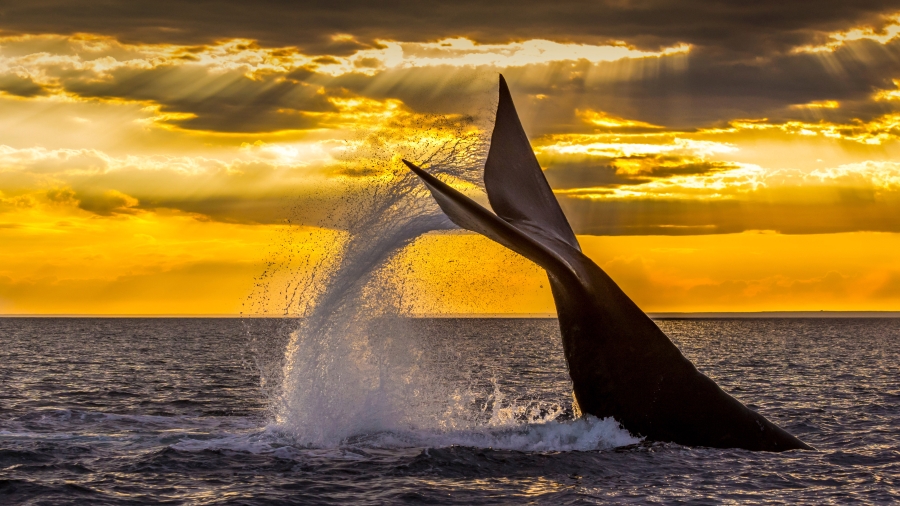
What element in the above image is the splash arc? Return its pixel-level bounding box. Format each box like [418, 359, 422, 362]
[403, 75, 812, 451]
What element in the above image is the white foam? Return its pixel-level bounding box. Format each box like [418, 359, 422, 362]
[167, 415, 639, 456]
[364, 416, 641, 452]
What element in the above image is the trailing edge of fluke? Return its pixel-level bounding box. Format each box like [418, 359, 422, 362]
[403, 75, 812, 451]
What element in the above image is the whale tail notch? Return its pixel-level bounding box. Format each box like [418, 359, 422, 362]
[402, 159, 571, 278]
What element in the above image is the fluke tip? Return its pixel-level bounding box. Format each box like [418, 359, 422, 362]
[401, 159, 426, 177]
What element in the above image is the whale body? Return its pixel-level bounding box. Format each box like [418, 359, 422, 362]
[403, 75, 812, 451]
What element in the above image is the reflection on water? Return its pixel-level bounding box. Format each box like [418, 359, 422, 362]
[420, 476, 570, 497]
[1, 317, 899, 503]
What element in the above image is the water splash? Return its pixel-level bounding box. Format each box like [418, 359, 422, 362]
[244, 98, 636, 449]
[244, 109, 492, 445]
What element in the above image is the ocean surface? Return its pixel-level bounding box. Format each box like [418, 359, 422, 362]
[1, 317, 898, 504]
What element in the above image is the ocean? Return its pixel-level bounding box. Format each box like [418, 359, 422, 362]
[1, 317, 898, 504]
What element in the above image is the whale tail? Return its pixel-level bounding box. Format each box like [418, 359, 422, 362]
[404, 74, 813, 452]
[402, 159, 573, 279]
[483, 75, 580, 253]
[402, 75, 581, 278]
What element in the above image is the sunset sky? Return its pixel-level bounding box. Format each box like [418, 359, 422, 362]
[2, 1, 900, 314]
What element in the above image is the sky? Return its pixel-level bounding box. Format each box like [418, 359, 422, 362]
[2, 1, 900, 314]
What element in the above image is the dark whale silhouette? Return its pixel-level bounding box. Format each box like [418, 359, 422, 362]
[403, 75, 812, 452]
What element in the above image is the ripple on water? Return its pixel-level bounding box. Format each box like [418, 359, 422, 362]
[1, 317, 899, 504]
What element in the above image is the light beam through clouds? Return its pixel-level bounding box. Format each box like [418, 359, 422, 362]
[2, 6, 900, 314]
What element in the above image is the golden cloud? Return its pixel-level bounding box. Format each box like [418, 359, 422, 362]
[577, 109, 664, 131]
[0, 33, 689, 89]
[792, 12, 900, 53]
[3, 18, 900, 315]
[75, 189, 140, 215]
[699, 114, 900, 145]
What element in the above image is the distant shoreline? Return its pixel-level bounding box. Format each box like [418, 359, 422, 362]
[2, 311, 899, 318]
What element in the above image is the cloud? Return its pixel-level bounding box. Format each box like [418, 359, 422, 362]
[2, 25, 900, 136]
[543, 156, 738, 189]
[3, 117, 900, 235]
[0, 34, 684, 133]
[541, 159, 900, 234]
[700, 112, 900, 146]
[0, 144, 324, 222]
[559, 196, 900, 235]
[0, 72, 47, 97]
[4, 5, 900, 315]
[75, 189, 139, 215]
[0, 99, 486, 226]
[793, 13, 900, 53]
[1, 1, 898, 57]
[1, 25, 899, 236]
[0, 192, 37, 212]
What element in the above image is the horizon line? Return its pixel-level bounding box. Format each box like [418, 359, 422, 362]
[1, 311, 899, 318]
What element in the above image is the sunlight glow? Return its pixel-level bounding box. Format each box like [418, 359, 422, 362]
[2, 27, 899, 313]
[792, 12, 900, 53]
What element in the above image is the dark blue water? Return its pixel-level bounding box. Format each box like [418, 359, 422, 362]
[1, 317, 898, 504]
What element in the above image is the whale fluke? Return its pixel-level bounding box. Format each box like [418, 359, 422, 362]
[484, 76, 581, 253]
[404, 75, 812, 451]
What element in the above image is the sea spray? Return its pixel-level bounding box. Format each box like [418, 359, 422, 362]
[243, 100, 637, 449]
[245, 111, 497, 446]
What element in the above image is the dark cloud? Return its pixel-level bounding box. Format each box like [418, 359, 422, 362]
[4, 36, 897, 135]
[498, 40, 900, 134]
[545, 160, 624, 188]
[3, 1, 900, 240]
[2, 2, 900, 134]
[62, 65, 335, 133]
[559, 196, 900, 235]
[305, 43, 900, 132]
[156, 41, 900, 134]
[543, 156, 737, 189]
[75, 189, 140, 216]
[1, 1, 897, 56]
[0, 73, 47, 97]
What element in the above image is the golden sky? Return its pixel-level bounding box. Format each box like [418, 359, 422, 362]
[2, 5, 900, 314]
